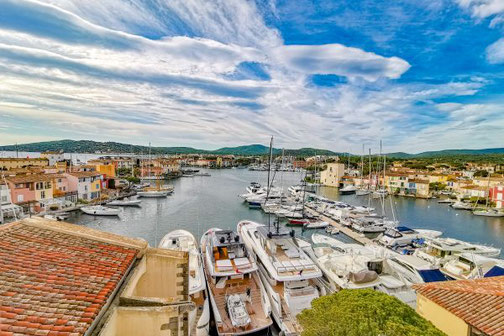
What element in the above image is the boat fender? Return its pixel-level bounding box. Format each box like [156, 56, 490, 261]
[267, 232, 273, 239]
[290, 230, 295, 238]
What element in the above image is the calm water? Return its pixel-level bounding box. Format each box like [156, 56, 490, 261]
[66, 168, 504, 256]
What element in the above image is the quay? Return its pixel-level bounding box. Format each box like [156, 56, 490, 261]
[305, 206, 374, 245]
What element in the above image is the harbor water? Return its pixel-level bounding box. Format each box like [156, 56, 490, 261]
[66, 168, 504, 257]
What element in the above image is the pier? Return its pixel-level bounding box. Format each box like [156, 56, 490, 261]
[305, 206, 374, 245]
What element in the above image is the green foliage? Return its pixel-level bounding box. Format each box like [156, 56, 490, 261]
[116, 167, 131, 176]
[474, 170, 489, 177]
[297, 289, 445, 336]
[429, 182, 446, 191]
[126, 176, 140, 184]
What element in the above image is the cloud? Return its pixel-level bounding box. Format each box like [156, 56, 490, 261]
[456, 0, 504, 19]
[272, 44, 410, 81]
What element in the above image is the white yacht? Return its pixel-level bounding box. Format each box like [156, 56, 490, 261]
[450, 201, 473, 210]
[137, 184, 173, 198]
[339, 185, 357, 195]
[440, 253, 504, 280]
[379, 226, 442, 248]
[387, 254, 448, 286]
[414, 237, 501, 266]
[200, 228, 272, 335]
[80, 205, 120, 216]
[107, 197, 142, 206]
[159, 230, 210, 336]
[473, 209, 504, 217]
[238, 220, 323, 336]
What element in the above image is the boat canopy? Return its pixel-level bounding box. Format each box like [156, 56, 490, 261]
[418, 269, 448, 283]
[484, 266, 504, 278]
[257, 225, 294, 239]
[397, 226, 415, 233]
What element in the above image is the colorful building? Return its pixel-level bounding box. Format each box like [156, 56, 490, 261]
[0, 158, 49, 171]
[490, 185, 504, 209]
[40, 151, 65, 166]
[5, 174, 54, 211]
[385, 173, 409, 194]
[414, 276, 504, 336]
[65, 171, 103, 200]
[407, 179, 430, 198]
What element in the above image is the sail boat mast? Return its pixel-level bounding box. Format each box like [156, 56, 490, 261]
[266, 137, 274, 232]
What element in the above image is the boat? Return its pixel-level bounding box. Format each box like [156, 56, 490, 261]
[303, 220, 329, 230]
[450, 201, 473, 210]
[137, 184, 174, 198]
[325, 226, 340, 235]
[473, 209, 504, 217]
[246, 182, 262, 194]
[414, 237, 501, 266]
[440, 253, 504, 280]
[158, 230, 210, 336]
[107, 198, 142, 206]
[378, 226, 442, 248]
[80, 205, 120, 216]
[372, 189, 388, 199]
[356, 189, 371, 196]
[238, 221, 323, 336]
[386, 254, 448, 286]
[194, 172, 211, 177]
[200, 228, 272, 335]
[339, 185, 357, 195]
[437, 199, 455, 204]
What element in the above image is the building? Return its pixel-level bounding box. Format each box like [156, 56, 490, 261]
[0, 217, 192, 336]
[385, 173, 409, 194]
[66, 171, 103, 200]
[320, 163, 345, 187]
[293, 160, 308, 169]
[407, 179, 430, 198]
[40, 150, 65, 165]
[5, 174, 54, 212]
[414, 276, 504, 336]
[459, 185, 488, 199]
[0, 157, 49, 170]
[490, 185, 504, 209]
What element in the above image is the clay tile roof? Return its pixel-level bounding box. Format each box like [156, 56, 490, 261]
[413, 276, 504, 336]
[67, 171, 102, 178]
[0, 219, 143, 336]
[5, 174, 54, 183]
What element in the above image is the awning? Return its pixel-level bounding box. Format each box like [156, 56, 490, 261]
[419, 269, 448, 283]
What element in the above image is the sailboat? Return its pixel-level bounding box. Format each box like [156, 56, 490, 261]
[200, 228, 272, 335]
[137, 143, 174, 197]
[237, 137, 323, 336]
[356, 147, 372, 196]
[158, 230, 210, 336]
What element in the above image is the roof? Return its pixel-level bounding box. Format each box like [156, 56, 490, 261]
[67, 171, 102, 178]
[0, 158, 48, 162]
[0, 218, 147, 336]
[414, 276, 504, 336]
[5, 174, 54, 183]
[408, 179, 429, 184]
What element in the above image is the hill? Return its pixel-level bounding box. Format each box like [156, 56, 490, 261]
[387, 148, 504, 158]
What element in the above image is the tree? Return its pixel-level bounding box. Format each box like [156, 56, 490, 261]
[474, 170, 489, 177]
[297, 289, 445, 336]
[429, 182, 446, 191]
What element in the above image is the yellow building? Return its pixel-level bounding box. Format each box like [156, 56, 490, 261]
[0, 158, 49, 170]
[414, 276, 504, 336]
[320, 163, 345, 187]
[95, 164, 116, 178]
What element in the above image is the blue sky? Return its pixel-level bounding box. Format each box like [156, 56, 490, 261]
[0, 0, 504, 152]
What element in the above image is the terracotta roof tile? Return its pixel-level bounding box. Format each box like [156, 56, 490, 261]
[66, 172, 102, 178]
[0, 223, 138, 335]
[414, 276, 504, 336]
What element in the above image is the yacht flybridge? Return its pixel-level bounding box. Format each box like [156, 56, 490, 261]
[158, 230, 210, 336]
[200, 228, 272, 336]
[238, 221, 323, 336]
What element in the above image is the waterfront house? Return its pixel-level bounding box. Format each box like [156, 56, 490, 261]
[427, 173, 449, 184]
[0, 217, 192, 335]
[40, 150, 65, 165]
[0, 182, 22, 222]
[407, 179, 430, 198]
[414, 276, 504, 336]
[473, 177, 504, 188]
[0, 157, 49, 170]
[490, 185, 504, 209]
[385, 172, 409, 194]
[459, 185, 488, 199]
[320, 162, 345, 187]
[5, 174, 54, 212]
[65, 171, 103, 201]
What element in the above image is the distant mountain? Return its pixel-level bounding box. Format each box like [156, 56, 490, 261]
[387, 148, 504, 158]
[0, 140, 339, 157]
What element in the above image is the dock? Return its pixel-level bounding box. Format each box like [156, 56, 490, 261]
[305, 207, 374, 245]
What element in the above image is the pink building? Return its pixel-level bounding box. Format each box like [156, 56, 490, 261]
[490, 185, 504, 209]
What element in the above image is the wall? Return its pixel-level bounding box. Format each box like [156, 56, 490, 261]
[320, 163, 345, 187]
[416, 295, 469, 336]
[0, 158, 49, 170]
[95, 164, 116, 178]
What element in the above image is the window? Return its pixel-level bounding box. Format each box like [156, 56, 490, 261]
[17, 195, 24, 202]
[41, 191, 46, 199]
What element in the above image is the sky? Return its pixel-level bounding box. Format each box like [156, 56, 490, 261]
[1, 0, 504, 153]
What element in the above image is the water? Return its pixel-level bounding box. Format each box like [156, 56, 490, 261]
[66, 169, 504, 256]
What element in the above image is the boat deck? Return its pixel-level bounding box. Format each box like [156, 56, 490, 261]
[271, 283, 303, 334]
[207, 271, 272, 335]
[306, 207, 373, 245]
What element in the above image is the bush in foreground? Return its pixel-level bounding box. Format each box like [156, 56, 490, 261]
[297, 289, 445, 336]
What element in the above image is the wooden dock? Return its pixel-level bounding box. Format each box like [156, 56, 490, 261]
[305, 207, 374, 245]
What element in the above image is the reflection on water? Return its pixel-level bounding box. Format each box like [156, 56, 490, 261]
[68, 169, 504, 257]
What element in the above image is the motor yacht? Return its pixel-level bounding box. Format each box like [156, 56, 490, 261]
[450, 201, 473, 210]
[414, 237, 501, 266]
[159, 230, 210, 336]
[440, 253, 504, 280]
[356, 189, 371, 196]
[80, 205, 120, 216]
[137, 184, 173, 198]
[238, 221, 323, 336]
[378, 226, 442, 248]
[200, 228, 272, 335]
[386, 254, 448, 286]
[339, 185, 357, 195]
[107, 197, 142, 206]
[473, 209, 504, 217]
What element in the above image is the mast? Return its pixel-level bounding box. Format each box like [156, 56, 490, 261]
[368, 148, 372, 190]
[266, 136, 273, 233]
[360, 144, 364, 189]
